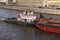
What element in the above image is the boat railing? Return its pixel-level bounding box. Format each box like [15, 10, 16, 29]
[47, 19, 60, 24]
[47, 23, 60, 27]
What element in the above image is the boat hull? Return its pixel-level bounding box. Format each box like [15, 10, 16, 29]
[15, 21, 35, 26]
[36, 24, 60, 34]
[4, 20, 35, 26]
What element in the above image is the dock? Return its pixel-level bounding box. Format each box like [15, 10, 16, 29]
[0, 5, 60, 15]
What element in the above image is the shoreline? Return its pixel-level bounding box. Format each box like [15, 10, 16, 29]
[0, 5, 60, 15]
[0, 5, 35, 11]
[0, 5, 24, 11]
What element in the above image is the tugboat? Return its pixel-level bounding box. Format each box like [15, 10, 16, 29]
[4, 10, 37, 25]
[36, 13, 60, 34]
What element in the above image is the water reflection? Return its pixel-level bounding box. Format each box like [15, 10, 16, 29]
[35, 29, 60, 40]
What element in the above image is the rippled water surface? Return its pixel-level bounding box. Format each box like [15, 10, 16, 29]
[0, 8, 60, 40]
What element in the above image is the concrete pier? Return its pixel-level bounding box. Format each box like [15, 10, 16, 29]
[0, 5, 60, 15]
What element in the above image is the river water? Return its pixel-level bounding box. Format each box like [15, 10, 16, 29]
[0, 8, 60, 40]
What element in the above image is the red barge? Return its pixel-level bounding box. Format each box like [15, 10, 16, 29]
[36, 18, 60, 34]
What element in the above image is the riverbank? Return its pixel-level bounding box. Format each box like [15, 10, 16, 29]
[0, 5, 60, 15]
[0, 5, 36, 11]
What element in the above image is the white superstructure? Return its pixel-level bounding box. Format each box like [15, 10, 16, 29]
[17, 11, 36, 23]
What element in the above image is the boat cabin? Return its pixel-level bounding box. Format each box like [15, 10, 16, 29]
[17, 11, 37, 23]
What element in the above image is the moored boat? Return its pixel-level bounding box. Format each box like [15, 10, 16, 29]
[36, 18, 60, 34]
[4, 10, 37, 25]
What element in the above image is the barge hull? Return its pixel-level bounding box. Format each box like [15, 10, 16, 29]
[36, 24, 60, 34]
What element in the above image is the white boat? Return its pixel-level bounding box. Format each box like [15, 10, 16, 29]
[4, 10, 37, 25]
[16, 11, 37, 25]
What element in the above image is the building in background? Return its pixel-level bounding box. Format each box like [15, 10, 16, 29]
[7, 0, 16, 5]
[16, 0, 43, 7]
[0, 0, 7, 5]
[47, 1, 60, 8]
[0, 0, 16, 5]
[43, 0, 60, 8]
[0, 0, 6, 3]
[0, 0, 60, 8]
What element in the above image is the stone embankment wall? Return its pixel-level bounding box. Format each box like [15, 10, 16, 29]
[0, 5, 60, 15]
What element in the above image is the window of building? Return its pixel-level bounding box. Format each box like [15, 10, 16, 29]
[51, 4, 59, 8]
